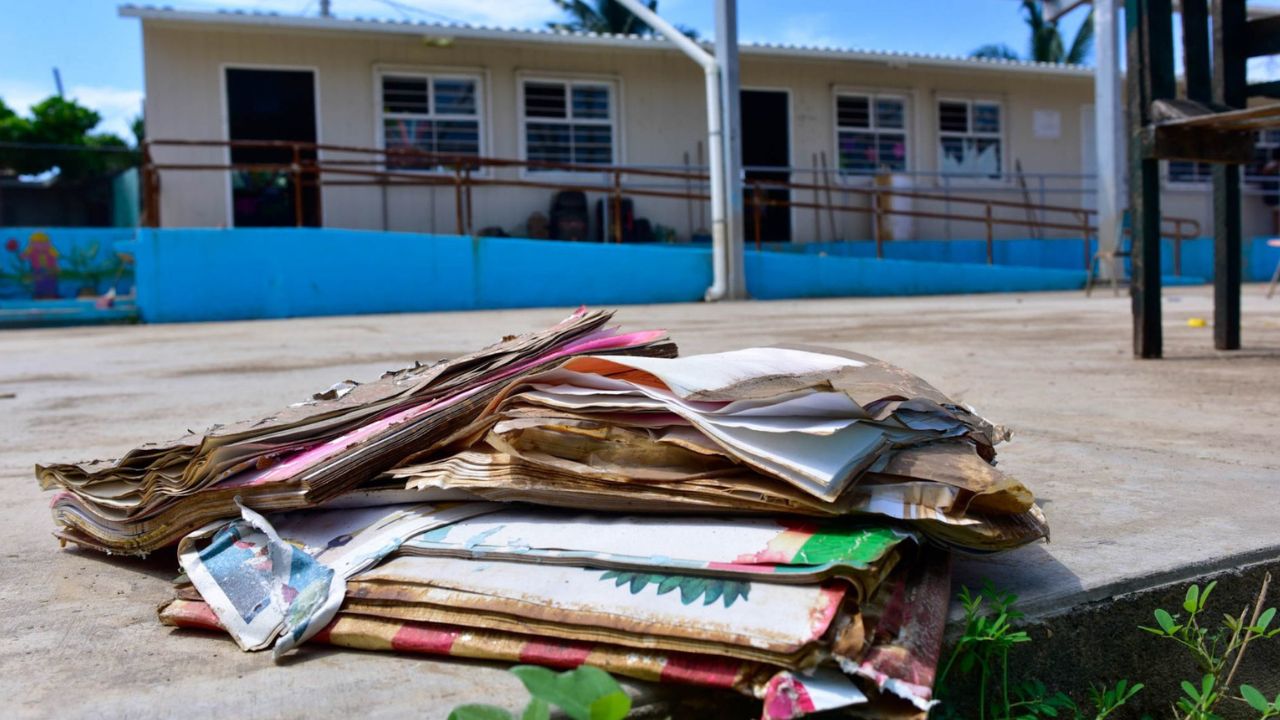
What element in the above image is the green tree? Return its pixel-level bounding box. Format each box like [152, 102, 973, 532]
[547, 0, 698, 39]
[0, 95, 135, 180]
[970, 1, 1094, 65]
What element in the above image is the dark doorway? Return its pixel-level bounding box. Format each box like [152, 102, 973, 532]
[225, 68, 321, 227]
[740, 89, 791, 243]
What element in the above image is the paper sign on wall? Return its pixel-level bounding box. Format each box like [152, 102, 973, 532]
[1033, 110, 1061, 139]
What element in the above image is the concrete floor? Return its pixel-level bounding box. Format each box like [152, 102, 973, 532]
[3, 285, 1279, 718]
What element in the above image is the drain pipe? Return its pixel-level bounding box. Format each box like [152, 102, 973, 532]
[614, 0, 736, 301]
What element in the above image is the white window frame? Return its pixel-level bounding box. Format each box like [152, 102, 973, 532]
[517, 74, 622, 177]
[832, 89, 912, 182]
[374, 66, 487, 175]
[936, 97, 1006, 183]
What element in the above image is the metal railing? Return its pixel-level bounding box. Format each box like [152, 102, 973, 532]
[140, 138, 1203, 270]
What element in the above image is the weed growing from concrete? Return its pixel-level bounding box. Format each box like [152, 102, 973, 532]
[934, 581, 1143, 720]
[936, 573, 1279, 720]
[1140, 573, 1279, 720]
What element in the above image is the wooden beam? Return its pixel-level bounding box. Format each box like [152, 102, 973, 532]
[1214, 0, 1247, 352]
[1145, 125, 1255, 163]
[1245, 15, 1280, 58]
[1248, 80, 1280, 98]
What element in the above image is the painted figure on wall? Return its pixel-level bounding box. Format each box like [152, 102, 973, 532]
[21, 231, 61, 299]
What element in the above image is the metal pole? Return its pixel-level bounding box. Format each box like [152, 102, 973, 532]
[614, 0, 743, 299]
[715, 0, 747, 298]
[1094, 0, 1124, 278]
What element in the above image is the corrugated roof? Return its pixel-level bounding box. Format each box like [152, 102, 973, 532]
[117, 4, 1095, 78]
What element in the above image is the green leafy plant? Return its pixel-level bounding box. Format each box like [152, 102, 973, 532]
[1241, 684, 1280, 719]
[934, 583, 1143, 720]
[448, 665, 631, 720]
[1139, 573, 1278, 720]
[1087, 679, 1145, 719]
[936, 582, 1034, 719]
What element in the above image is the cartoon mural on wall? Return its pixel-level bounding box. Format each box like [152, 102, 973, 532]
[1, 229, 135, 302]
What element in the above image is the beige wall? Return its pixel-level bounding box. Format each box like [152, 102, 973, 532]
[144, 20, 1244, 248]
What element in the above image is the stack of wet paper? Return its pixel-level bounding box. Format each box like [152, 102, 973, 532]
[160, 501, 951, 717]
[36, 310, 1049, 717]
[395, 346, 1047, 552]
[142, 337, 1047, 718]
[35, 309, 675, 554]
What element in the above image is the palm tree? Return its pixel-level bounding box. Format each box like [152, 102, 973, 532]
[970, 1, 1094, 65]
[547, 0, 658, 35]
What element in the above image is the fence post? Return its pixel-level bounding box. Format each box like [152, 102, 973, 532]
[984, 202, 994, 265]
[1173, 222, 1183, 276]
[141, 143, 157, 228]
[453, 164, 464, 235]
[291, 144, 304, 228]
[1082, 211, 1092, 269]
[464, 165, 474, 236]
[752, 183, 763, 250]
[872, 187, 884, 259]
[612, 169, 623, 243]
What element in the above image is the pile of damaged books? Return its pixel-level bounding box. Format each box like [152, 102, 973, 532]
[37, 309, 1048, 719]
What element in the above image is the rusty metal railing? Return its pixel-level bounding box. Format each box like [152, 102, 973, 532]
[140, 138, 1202, 271]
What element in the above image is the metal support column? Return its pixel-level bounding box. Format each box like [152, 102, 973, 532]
[715, 0, 747, 299]
[1093, 0, 1124, 275]
[1213, 0, 1247, 351]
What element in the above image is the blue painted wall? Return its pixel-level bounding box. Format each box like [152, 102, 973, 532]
[49, 228, 1279, 323]
[0, 227, 136, 301]
[760, 236, 1280, 283]
[129, 229, 712, 323]
[745, 250, 1085, 299]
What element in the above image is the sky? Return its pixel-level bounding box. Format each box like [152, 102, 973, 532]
[0, 0, 1155, 142]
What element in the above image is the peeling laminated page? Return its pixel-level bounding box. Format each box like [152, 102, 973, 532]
[178, 501, 501, 657]
[564, 347, 867, 400]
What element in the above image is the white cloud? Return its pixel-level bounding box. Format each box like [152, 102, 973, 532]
[0, 79, 143, 140]
[748, 13, 843, 49]
[67, 86, 145, 139]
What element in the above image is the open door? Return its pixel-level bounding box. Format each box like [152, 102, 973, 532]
[741, 90, 791, 243]
[225, 68, 321, 227]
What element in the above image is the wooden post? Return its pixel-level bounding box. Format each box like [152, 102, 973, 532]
[1213, 0, 1246, 350]
[291, 144, 303, 228]
[1181, 0, 1212, 104]
[819, 151, 837, 241]
[1126, 0, 1174, 359]
[984, 203, 994, 265]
